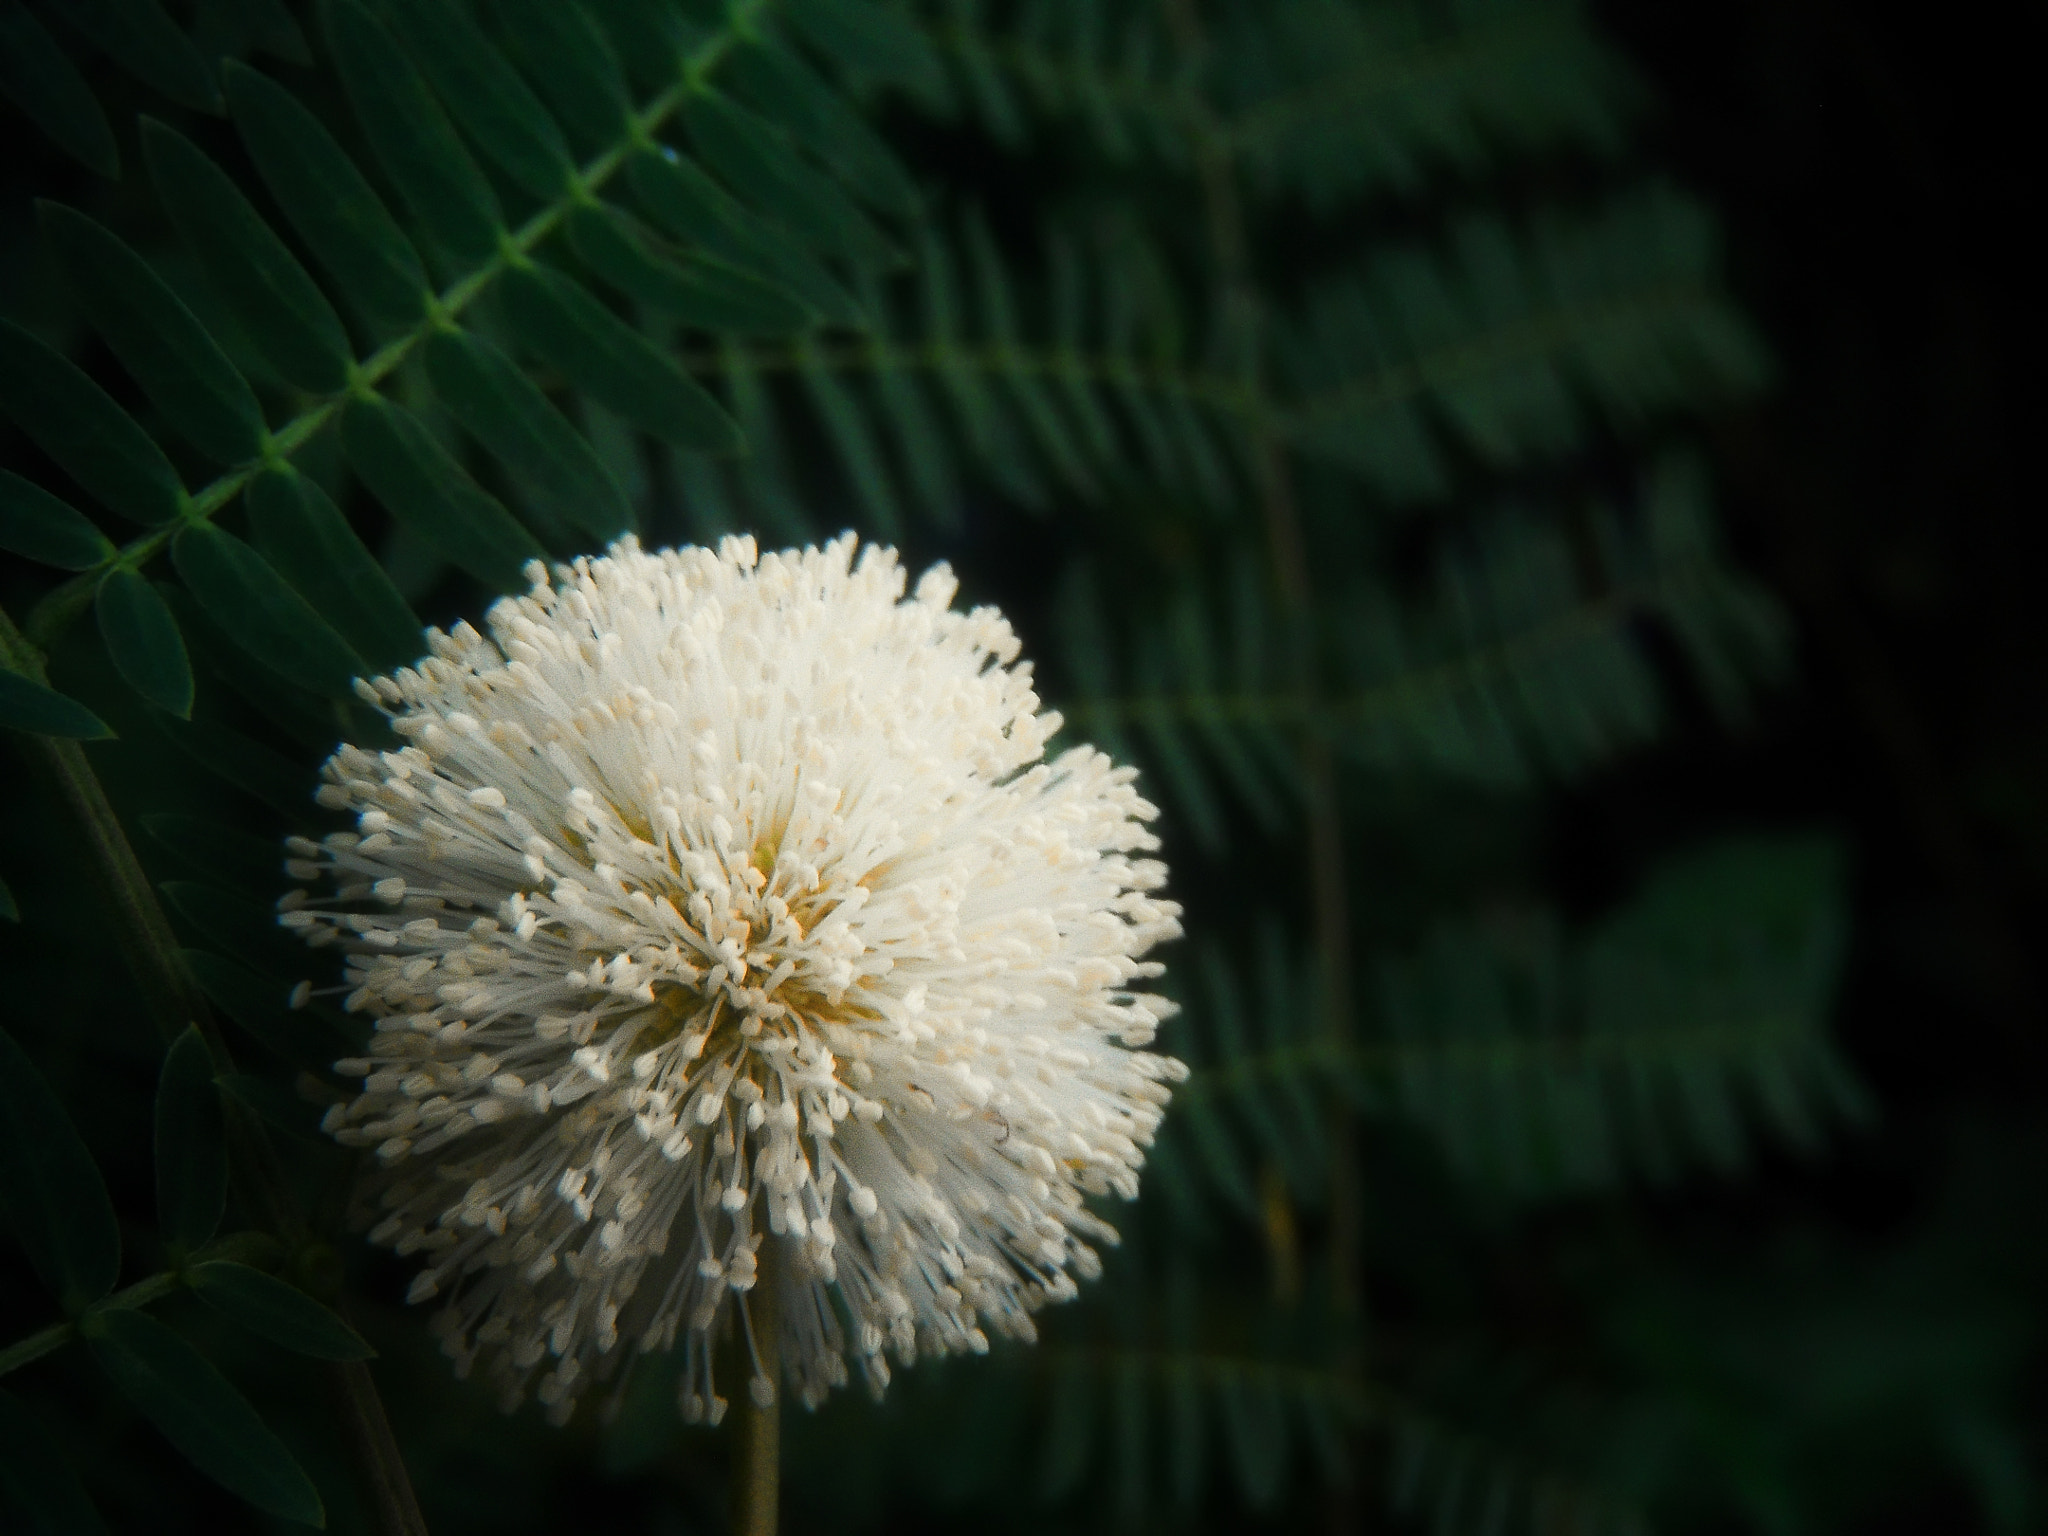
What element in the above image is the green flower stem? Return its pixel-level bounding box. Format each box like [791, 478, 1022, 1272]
[21, 2, 767, 652]
[730, 1245, 783, 1536]
[0, 598, 428, 1535]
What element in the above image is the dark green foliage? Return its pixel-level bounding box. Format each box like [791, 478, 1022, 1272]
[0, 670, 112, 739]
[0, 471, 113, 571]
[172, 523, 366, 697]
[0, 3, 118, 177]
[0, 1026, 121, 1311]
[0, 319, 184, 524]
[500, 259, 744, 452]
[142, 119, 354, 394]
[423, 325, 635, 540]
[324, 0, 505, 263]
[0, 1388, 109, 1536]
[376, 0, 577, 199]
[341, 393, 548, 591]
[155, 1025, 227, 1253]
[41, 0, 222, 113]
[84, 1307, 325, 1525]
[224, 60, 431, 323]
[188, 1261, 374, 1360]
[245, 468, 423, 671]
[95, 569, 193, 716]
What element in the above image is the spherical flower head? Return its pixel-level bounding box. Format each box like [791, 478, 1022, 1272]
[285, 534, 1184, 1424]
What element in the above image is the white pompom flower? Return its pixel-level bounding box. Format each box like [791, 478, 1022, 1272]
[283, 534, 1183, 1425]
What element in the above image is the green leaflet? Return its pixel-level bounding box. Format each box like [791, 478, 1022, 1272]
[189, 1261, 375, 1361]
[580, 0, 687, 94]
[0, 671, 112, 739]
[0, 3, 118, 176]
[0, 469, 113, 570]
[499, 260, 741, 453]
[424, 324, 632, 542]
[171, 523, 366, 698]
[0, 321, 181, 526]
[325, 0, 503, 264]
[726, 36, 921, 218]
[380, 0, 574, 199]
[340, 392, 547, 591]
[142, 119, 353, 395]
[488, 0, 631, 152]
[45, 0, 221, 113]
[625, 145, 861, 325]
[684, 89, 895, 268]
[245, 469, 423, 672]
[795, 335, 902, 538]
[224, 62, 429, 325]
[96, 570, 193, 717]
[565, 201, 813, 334]
[38, 203, 265, 467]
[225, 0, 310, 64]
[83, 1308, 325, 1527]
[0, 1025, 121, 1311]
[184, 948, 355, 1071]
[0, 1388, 110, 1536]
[781, 0, 947, 104]
[154, 1024, 226, 1253]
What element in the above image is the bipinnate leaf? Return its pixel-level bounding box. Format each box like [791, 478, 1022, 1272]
[500, 260, 742, 454]
[141, 118, 353, 395]
[189, 1260, 375, 1361]
[0, 3, 118, 177]
[44, 0, 221, 113]
[0, 470, 113, 570]
[246, 468, 423, 672]
[378, 0, 574, 198]
[38, 202, 265, 467]
[84, 1307, 326, 1526]
[782, 0, 947, 102]
[340, 393, 547, 592]
[324, 0, 502, 263]
[0, 319, 184, 525]
[566, 202, 814, 334]
[171, 523, 366, 698]
[626, 145, 861, 325]
[683, 89, 895, 268]
[0, 1025, 121, 1310]
[0, 1387, 110, 1536]
[155, 1024, 226, 1252]
[487, 0, 631, 151]
[224, 61, 429, 325]
[0, 672, 112, 739]
[96, 569, 192, 717]
[423, 325, 632, 541]
[726, 36, 921, 218]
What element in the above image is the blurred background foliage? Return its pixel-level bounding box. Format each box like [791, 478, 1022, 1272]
[0, 0, 2041, 1533]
